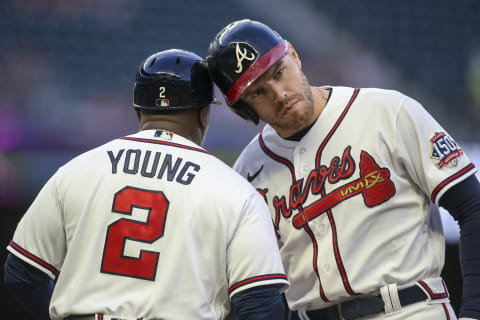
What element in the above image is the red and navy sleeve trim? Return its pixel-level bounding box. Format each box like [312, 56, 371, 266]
[229, 273, 288, 294]
[8, 241, 59, 278]
[431, 163, 476, 204]
[120, 137, 212, 155]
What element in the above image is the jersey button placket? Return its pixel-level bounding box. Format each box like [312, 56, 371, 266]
[302, 164, 309, 175]
[313, 222, 327, 238]
[318, 223, 326, 233]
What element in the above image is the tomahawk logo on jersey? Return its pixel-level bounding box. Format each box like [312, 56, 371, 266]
[234, 87, 477, 311]
[291, 150, 396, 229]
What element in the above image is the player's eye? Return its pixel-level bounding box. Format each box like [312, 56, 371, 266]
[250, 88, 263, 98]
[274, 67, 285, 79]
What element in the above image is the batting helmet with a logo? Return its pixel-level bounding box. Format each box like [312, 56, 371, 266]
[134, 49, 217, 111]
[206, 19, 288, 124]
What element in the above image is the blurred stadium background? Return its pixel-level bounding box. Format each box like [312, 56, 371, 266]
[1, 0, 479, 318]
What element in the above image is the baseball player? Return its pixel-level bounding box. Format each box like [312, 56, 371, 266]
[206, 19, 480, 320]
[4, 49, 289, 320]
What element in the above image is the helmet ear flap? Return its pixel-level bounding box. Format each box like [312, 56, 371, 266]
[230, 101, 259, 124]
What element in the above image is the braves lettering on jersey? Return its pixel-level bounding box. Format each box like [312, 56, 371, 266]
[7, 129, 288, 320]
[233, 87, 477, 313]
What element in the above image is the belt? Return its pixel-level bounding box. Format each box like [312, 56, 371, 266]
[306, 285, 427, 320]
[65, 316, 95, 320]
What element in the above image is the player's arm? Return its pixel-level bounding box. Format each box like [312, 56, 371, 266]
[439, 175, 480, 319]
[4, 253, 54, 320]
[226, 187, 289, 319]
[230, 284, 286, 320]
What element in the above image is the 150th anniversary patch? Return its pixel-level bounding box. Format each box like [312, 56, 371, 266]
[430, 132, 463, 168]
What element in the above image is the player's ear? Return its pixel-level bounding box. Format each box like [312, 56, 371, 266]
[288, 42, 301, 68]
[134, 107, 141, 122]
[196, 105, 210, 146]
[199, 105, 210, 131]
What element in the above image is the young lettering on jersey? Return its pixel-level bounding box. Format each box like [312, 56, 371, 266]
[107, 149, 200, 185]
[7, 128, 288, 319]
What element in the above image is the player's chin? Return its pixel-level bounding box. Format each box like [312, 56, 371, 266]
[276, 117, 306, 135]
[286, 109, 310, 126]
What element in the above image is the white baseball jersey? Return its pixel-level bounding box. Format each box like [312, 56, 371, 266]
[7, 129, 288, 320]
[233, 86, 477, 312]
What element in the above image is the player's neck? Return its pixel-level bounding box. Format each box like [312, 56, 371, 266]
[138, 120, 203, 146]
[312, 87, 329, 120]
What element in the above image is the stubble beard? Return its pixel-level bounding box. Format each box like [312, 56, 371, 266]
[273, 72, 315, 136]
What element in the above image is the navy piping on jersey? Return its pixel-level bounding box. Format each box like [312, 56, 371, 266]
[315, 88, 359, 169]
[258, 131, 299, 231]
[258, 133, 296, 181]
[120, 137, 212, 155]
[417, 279, 449, 299]
[303, 225, 330, 302]
[257, 88, 361, 300]
[313, 88, 360, 296]
[442, 303, 452, 320]
[228, 273, 288, 294]
[8, 241, 59, 278]
[431, 163, 476, 204]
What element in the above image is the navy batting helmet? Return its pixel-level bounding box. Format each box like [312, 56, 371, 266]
[134, 49, 218, 111]
[206, 19, 288, 124]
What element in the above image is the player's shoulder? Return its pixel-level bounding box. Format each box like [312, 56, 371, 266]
[320, 86, 407, 107]
[202, 151, 265, 201]
[54, 139, 119, 176]
[358, 87, 427, 116]
[326, 85, 405, 99]
[334, 86, 414, 113]
[358, 87, 408, 101]
[233, 132, 264, 174]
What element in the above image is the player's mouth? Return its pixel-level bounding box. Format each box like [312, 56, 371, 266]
[280, 99, 300, 116]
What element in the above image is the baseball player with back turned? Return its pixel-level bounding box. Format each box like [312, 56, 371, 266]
[206, 19, 480, 320]
[4, 49, 289, 320]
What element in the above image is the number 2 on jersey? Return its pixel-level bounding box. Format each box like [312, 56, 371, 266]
[101, 187, 169, 280]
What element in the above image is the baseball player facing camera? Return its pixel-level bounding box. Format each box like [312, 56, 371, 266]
[4, 49, 289, 320]
[207, 19, 480, 320]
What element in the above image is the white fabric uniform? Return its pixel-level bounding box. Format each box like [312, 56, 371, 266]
[7, 129, 288, 320]
[234, 86, 477, 318]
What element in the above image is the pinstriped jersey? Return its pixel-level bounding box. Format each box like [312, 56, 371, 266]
[7, 129, 288, 320]
[233, 86, 476, 311]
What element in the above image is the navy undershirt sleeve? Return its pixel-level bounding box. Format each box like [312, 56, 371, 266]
[439, 174, 480, 318]
[4, 253, 53, 320]
[230, 284, 286, 320]
[5, 252, 286, 320]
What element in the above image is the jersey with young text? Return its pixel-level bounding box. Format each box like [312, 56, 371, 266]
[234, 86, 476, 311]
[8, 129, 288, 320]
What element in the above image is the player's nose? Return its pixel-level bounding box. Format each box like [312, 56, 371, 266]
[268, 82, 288, 105]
